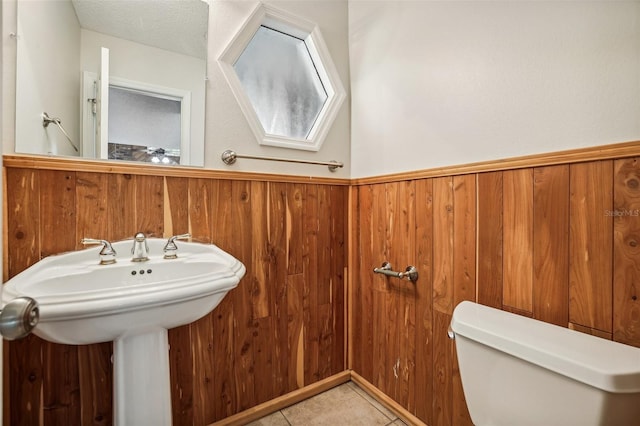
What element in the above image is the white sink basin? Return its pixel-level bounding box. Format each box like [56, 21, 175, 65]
[2, 237, 246, 425]
[3, 238, 245, 345]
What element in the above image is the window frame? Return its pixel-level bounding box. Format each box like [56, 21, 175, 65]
[218, 3, 345, 152]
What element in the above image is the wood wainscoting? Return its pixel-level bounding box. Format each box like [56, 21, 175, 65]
[350, 155, 640, 426]
[2, 161, 347, 425]
[4, 142, 640, 426]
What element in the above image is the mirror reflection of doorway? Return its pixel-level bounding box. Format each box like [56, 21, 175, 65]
[82, 73, 191, 165]
[108, 86, 183, 165]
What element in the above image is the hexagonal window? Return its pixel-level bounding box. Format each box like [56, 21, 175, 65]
[234, 26, 328, 141]
[219, 4, 345, 151]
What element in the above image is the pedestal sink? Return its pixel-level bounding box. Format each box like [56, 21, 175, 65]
[2, 237, 246, 425]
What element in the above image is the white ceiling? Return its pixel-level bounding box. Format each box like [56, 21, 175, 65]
[71, 0, 209, 59]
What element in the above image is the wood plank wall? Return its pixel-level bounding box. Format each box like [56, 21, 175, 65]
[4, 148, 640, 426]
[3, 167, 347, 426]
[351, 158, 640, 426]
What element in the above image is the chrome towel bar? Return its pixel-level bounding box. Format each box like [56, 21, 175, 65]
[373, 262, 418, 283]
[221, 149, 343, 172]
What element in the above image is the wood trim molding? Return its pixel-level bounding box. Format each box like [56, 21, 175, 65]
[1, 154, 351, 186]
[207, 370, 426, 426]
[7, 140, 640, 186]
[208, 371, 351, 426]
[350, 372, 427, 426]
[352, 140, 640, 185]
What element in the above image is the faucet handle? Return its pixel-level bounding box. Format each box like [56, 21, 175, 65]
[81, 238, 117, 265]
[163, 233, 191, 259]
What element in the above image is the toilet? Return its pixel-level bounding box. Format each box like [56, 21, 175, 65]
[450, 301, 640, 426]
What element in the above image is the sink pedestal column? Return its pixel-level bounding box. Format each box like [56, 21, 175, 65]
[113, 328, 172, 425]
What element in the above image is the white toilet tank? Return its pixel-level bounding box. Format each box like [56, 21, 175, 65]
[450, 301, 640, 426]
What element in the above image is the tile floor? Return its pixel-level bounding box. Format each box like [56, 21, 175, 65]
[247, 382, 408, 426]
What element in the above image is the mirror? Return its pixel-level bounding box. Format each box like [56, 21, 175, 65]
[14, 0, 208, 166]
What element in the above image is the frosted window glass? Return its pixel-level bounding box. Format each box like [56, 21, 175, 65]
[108, 86, 181, 155]
[234, 26, 328, 140]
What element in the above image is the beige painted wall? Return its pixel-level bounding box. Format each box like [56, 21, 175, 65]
[8, 1, 636, 179]
[349, 1, 640, 177]
[205, 0, 351, 177]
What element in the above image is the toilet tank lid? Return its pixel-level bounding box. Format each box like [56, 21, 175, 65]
[450, 301, 640, 393]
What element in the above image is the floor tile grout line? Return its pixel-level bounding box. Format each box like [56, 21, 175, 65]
[354, 389, 398, 422]
[249, 381, 400, 425]
[280, 409, 293, 426]
[348, 382, 398, 422]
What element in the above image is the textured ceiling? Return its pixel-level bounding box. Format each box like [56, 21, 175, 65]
[71, 0, 208, 59]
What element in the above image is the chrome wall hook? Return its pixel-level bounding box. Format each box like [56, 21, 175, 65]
[373, 262, 419, 283]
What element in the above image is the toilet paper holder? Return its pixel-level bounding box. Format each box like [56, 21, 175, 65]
[373, 262, 418, 283]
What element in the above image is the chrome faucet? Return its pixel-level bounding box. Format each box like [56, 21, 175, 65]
[81, 238, 117, 265]
[131, 232, 149, 262]
[163, 233, 191, 259]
